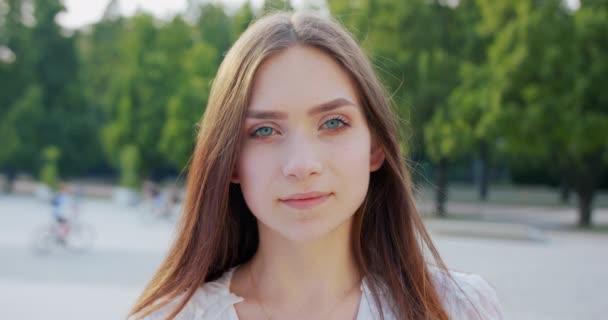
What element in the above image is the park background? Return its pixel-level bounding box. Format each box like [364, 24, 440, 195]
[0, 0, 607, 319]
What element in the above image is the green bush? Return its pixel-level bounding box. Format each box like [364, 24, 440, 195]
[119, 144, 140, 189]
[40, 146, 61, 190]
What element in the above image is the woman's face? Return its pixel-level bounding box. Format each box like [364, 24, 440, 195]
[232, 45, 384, 242]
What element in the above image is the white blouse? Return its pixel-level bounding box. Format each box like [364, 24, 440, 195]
[137, 266, 505, 320]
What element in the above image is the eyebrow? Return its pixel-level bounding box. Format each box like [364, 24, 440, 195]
[246, 98, 357, 120]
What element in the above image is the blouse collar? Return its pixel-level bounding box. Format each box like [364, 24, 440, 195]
[205, 266, 385, 320]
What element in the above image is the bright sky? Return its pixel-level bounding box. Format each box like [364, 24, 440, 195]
[57, 0, 580, 30]
[57, 0, 317, 29]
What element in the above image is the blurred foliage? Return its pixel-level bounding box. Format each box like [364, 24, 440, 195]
[0, 0, 606, 224]
[1, 0, 101, 178]
[262, 0, 294, 14]
[119, 144, 140, 189]
[40, 145, 60, 190]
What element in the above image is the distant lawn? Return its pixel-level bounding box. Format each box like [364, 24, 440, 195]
[573, 224, 608, 233]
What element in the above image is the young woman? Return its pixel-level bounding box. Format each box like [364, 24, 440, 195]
[129, 11, 504, 320]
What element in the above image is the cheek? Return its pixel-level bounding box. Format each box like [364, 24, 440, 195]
[238, 147, 274, 182]
[328, 131, 372, 205]
[236, 146, 276, 212]
[331, 131, 372, 174]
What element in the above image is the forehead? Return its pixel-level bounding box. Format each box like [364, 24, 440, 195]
[247, 45, 360, 113]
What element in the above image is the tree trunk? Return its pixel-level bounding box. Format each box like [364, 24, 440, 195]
[478, 141, 489, 201]
[573, 154, 602, 227]
[559, 178, 571, 204]
[4, 168, 16, 193]
[435, 157, 448, 217]
[576, 187, 594, 227]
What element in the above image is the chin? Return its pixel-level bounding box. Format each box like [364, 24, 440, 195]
[281, 227, 333, 243]
[276, 216, 353, 243]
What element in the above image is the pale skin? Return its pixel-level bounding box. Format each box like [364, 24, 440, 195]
[230, 45, 385, 320]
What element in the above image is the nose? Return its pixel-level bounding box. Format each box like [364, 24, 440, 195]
[281, 133, 323, 181]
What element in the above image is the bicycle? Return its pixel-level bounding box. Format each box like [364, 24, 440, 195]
[31, 216, 96, 255]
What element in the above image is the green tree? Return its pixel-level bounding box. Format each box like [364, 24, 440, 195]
[0, 0, 99, 183]
[160, 42, 217, 168]
[231, 1, 255, 41]
[0, 0, 33, 189]
[0, 85, 45, 172]
[331, 0, 468, 215]
[262, 0, 293, 14]
[424, 107, 473, 216]
[78, 8, 125, 120]
[566, 0, 607, 225]
[485, 0, 607, 226]
[441, 0, 500, 202]
[100, 14, 189, 178]
[196, 4, 232, 64]
[119, 144, 141, 189]
[40, 145, 60, 190]
[329, 0, 375, 44]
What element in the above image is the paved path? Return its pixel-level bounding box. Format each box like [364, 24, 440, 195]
[1, 195, 607, 319]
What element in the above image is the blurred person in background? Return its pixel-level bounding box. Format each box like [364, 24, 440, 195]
[163, 184, 181, 217]
[50, 183, 76, 244]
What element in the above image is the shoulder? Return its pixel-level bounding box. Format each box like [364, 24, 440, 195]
[429, 267, 506, 320]
[128, 295, 197, 320]
[131, 267, 243, 320]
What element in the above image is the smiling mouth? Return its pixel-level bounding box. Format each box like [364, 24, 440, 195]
[280, 193, 332, 210]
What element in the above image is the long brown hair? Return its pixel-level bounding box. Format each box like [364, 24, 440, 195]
[130, 11, 451, 320]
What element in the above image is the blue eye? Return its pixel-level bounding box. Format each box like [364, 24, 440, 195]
[252, 126, 275, 137]
[322, 117, 349, 130]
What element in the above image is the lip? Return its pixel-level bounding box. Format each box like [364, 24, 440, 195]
[280, 192, 332, 210]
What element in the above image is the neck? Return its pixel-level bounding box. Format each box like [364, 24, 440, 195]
[246, 217, 361, 304]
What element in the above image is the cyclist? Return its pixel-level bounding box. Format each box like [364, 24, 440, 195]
[51, 184, 75, 244]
